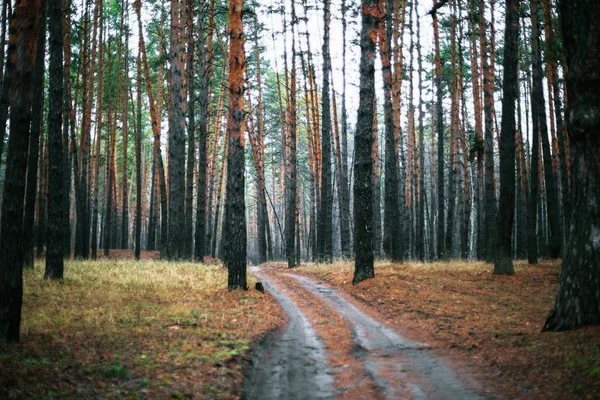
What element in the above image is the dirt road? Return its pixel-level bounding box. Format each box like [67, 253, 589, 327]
[243, 264, 492, 400]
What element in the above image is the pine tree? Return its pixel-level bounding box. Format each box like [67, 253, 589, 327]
[223, 0, 247, 290]
[317, 0, 333, 263]
[353, 0, 378, 285]
[23, 3, 47, 268]
[167, 0, 186, 260]
[543, 0, 600, 331]
[0, 0, 42, 343]
[493, 0, 520, 275]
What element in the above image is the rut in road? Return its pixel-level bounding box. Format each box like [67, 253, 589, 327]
[242, 267, 335, 400]
[243, 265, 491, 400]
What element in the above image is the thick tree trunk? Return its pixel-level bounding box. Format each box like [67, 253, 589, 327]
[0, 0, 41, 343]
[61, 0, 72, 258]
[23, 3, 46, 268]
[353, 0, 377, 285]
[223, 0, 247, 290]
[543, 0, 600, 331]
[493, 0, 519, 275]
[167, 0, 186, 260]
[45, 0, 65, 280]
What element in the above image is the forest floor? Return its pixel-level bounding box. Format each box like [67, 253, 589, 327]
[280, 259, 600, 399]
[0, 251, 284, 399]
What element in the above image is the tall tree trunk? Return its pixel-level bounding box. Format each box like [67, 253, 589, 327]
[339, 0, 351, 259]
[286, 0, 297, 268]
[184, 0, 195, 260]
[194, 3, 209, 262]
[0, 0, 41, 343]
[61, 0, 72, 258]
[135, 0, 168, 256]
[353, 0, 378, 285]
[45, 0, 65, 279]
[541, 0, 570, 238]
[543, 0, 600, 331]
[317, 0, 333, 263]
[167, 0, 186, 260]
[393, 0, 407, 259]
[432, 2, 445, 260]
[252, 13, 269, 263]
[468, 0, 484, 260]
[445, 1, 458, 258]
[77, 0, 100, 260]
[91, 12, 104, 260]
[530, 0, 562, 258]
[494, 0, 520, 275]
[380, 0, 401, 262]
[23, 3, 47, 268]
[120, 0, 129, 250]
[135, 51, 142, 260]
[416, 0, 425, 261]
[223, 0, 247, 290]
[479, 0, 497, 263]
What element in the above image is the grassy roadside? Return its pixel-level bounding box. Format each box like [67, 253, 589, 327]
[0, 258, 284, 399]
[294, 260, 600, 399]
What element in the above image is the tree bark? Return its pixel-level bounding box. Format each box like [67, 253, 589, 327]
[194, 3, 209, 262]
[493, 0, 519, 275]
[543, 0, 600, 331]
[432, 2, 445, 260]
[120, 0, 130, 250]
[45, 0, 65, 279]
[530, 0, 562, 259]
[223, 0, 247, 290]
[379, 0, 401, 262]
[353, 0, 378, 285]
[23, 3, 46, 268]
[317, 0, 333, 263]
[135, 51, 142, 260]
[480, 0, 497, 263]
[0, 0, 41, 343]
[91, 11, 104, 259]
[167, 0, 186, 260]
[286, 0, 297, 268]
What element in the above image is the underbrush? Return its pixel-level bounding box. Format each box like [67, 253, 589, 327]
[0, 258, 283, 399]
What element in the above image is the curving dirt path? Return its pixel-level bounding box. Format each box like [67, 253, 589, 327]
[242, 267, 335, 400]
[243, 264, 492, 400]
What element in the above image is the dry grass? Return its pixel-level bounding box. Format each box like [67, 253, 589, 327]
[294, 259, 600, 399]
[0, 258, 284, 399]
